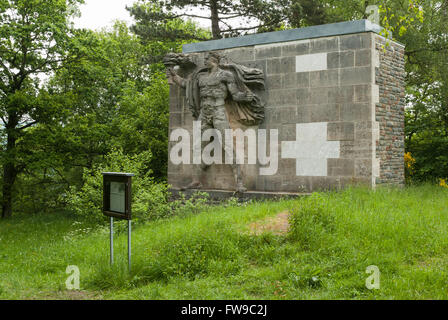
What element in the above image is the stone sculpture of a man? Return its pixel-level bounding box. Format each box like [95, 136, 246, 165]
[166, 51, 265, 193]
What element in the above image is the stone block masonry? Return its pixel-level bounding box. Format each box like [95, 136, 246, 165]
[168, 20, 405, 193]
[375, 36, 406, 185]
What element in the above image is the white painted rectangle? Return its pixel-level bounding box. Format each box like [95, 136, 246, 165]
[281, 122, 340, 177]
[296, 53, 328, 72]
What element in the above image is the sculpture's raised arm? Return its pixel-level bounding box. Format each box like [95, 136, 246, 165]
[167, 67, 186, 88]
[163, 52, 197, 87]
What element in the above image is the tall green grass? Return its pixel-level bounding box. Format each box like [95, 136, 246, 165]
[0, 185, 447, 299]
[287, 185, 448, 299]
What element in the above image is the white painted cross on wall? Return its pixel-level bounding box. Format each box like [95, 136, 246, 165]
[281, 122, 340, 176]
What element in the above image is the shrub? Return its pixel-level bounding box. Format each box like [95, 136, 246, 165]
[63, 148, 171, 224]
[63, 148, 211, 227]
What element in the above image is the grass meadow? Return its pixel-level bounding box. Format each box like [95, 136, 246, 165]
[0, 185, 447, 300]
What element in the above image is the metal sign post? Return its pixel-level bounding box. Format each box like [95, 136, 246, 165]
[102, 172, 134, 272]
[110, 217, 114, 265]
[128, 220, 131, 272]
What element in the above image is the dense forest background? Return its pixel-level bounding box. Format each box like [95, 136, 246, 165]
[0, 0, 447, 219]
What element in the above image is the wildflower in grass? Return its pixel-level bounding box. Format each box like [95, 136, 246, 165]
[404, 152, 416, 183]
[404, 152, 416, 169]
[440, 178, 448, 189]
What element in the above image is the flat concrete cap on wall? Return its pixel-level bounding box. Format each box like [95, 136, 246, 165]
[102, 172, 135, 177]
[183, 19, 383, 53]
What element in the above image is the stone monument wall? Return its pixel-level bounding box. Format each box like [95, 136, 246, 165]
[167, 20, 405, 193]
[375, 36, 406, 185]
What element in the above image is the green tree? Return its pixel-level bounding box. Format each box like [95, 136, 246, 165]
[0, 0, 85, 218]
[48, 22, 171, 184]
[283, 0, 329, 28]
[127, 0, 296, 40]
[110, 75, 169, 180]
[401, 1, 448, 180]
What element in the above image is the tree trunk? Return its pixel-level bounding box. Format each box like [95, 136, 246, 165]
[1, 126, 17, 219]
[210, 0, 221, 39]
[1, 163, 17, 218]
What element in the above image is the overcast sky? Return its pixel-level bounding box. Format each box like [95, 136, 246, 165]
[72, 0, 212, 30]
[73, 0, 137, 30]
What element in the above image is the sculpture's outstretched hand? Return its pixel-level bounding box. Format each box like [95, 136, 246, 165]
[168, 67, 177, 77]
[166, 67, 177, 81]
[244, 91, 255, 102]
[234, 90, 255, 102]
[168, 68, 186, 88]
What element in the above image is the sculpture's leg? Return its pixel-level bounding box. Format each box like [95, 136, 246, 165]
[182, 112, 211, 190]
[214, 106, 247, 193]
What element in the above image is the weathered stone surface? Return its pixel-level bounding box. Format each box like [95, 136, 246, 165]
[327, 122, 355, 141]
[310, 37, 339, 53]
[268, 89, 297, 106]
[328, 51, 355, 69]
[354, 84, 371, 102]
[340, 103, 372, 121]
[375, 35, 405, 186]
[310, 87, 330, 104]
[310, 69, 339, 87]
[340, 51, 355, 68]
[168, 173, 193, 189]
[311, 176, 342, 191]
[280, 106, 301, 124]
[328, 86, 355, 103]
[206, 174, 236, 190]
[296, 105, 312, 123]
[340, 67, 372, 85]
[310, 104, 340, 122]
[328, 158, 355, 176]
[355, 159, 372, 177]
[168, 26, 405, 194]
[327, 52, 340, 69]
[226, 47, 255, 62]
[264, 107, 282, 123]
[355, 127, 373, 140]
[266, 74, 282, 89]
[169, 113, 183, 127]
[340, 33, 371, 50]
[255, 45, 281, 59]
[355, 49, 371, 67]
[295, 72, 310, 88]
[281, 72, 310, 89]
[278, 159, 297, 176]
[281, 175, 312, 192]
[339, 140, 355, 157]
[267, 57, 296, 75]
[353, 139, 373, 158]
[169, 85, 182, 113]
[261, 176, 283, 192]
[296, 88, 312, 105]
[282, 40, 310, 56]
[278, 123, 296, 140]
